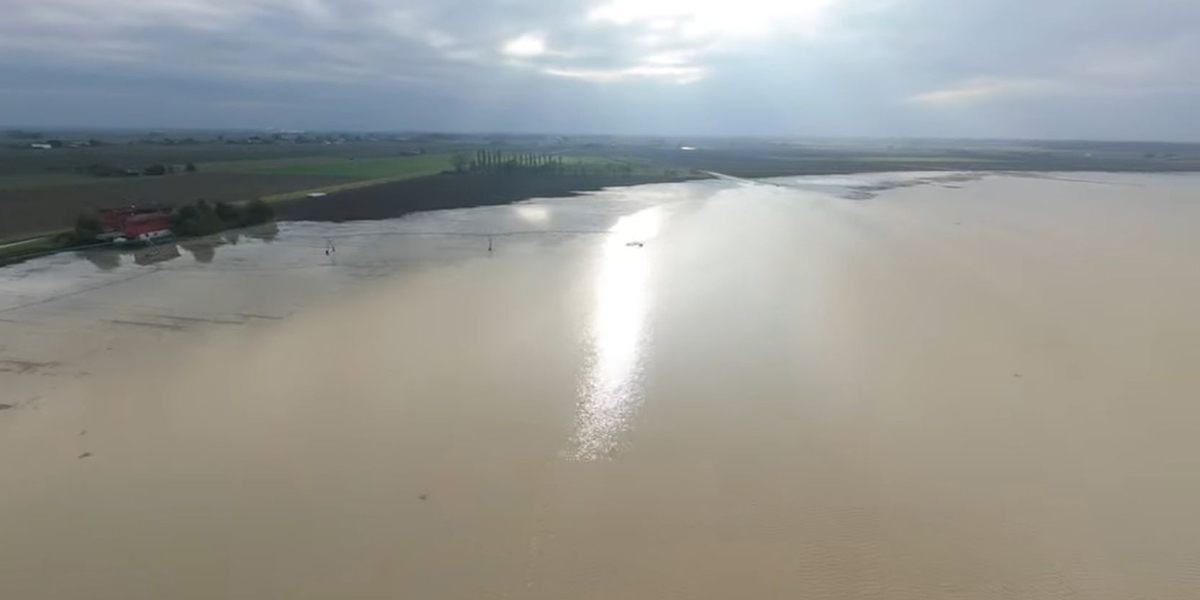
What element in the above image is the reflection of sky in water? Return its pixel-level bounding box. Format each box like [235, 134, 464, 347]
[572, 207, 663, 460]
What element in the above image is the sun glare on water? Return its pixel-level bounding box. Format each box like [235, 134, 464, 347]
[572, 207, 664, 459]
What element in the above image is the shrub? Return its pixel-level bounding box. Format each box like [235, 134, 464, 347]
[214, 201, 241, 223]
[243, 199, 274, 225]
[170, 202, 220, 236]
[74, 213, 103, 241]
[170, 199, 273, 236]
[169, 205, 199, 236]
[451, 152, 470, 173]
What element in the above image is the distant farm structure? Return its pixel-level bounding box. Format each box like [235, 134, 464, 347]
[97, 206, 174, 243]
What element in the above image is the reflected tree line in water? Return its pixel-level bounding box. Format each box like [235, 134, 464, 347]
[80, 223, 278, 271]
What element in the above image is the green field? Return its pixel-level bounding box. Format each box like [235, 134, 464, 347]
[0, 234, 68, 263]
[259, 176, 437, 203]
[215, 152, 667, 202]
[200, 153, 461, 203]
[204, 153, 454, 179]
[555, 153, 671, 175]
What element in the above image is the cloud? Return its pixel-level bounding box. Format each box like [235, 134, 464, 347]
[0, 0, 1199, 139]
[0, 0, 864, 87]
[586, 0, 840, 39]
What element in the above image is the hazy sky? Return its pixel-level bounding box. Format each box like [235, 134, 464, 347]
[2, 0, 1198, 140]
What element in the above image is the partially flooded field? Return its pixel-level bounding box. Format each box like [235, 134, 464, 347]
[2, 172, 1199, 599]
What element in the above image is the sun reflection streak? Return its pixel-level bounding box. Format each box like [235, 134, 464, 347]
[571, 207, 663, 459]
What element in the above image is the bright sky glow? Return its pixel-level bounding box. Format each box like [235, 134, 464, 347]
[502, 33, 548, 57]
[587, 0, 838, 38]
[542, 64, 706, 84]
[908, 77, 1067, 105]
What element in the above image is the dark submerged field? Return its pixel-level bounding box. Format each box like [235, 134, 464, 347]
[275, 171, 698, 223]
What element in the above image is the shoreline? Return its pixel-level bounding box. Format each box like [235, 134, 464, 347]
[0, 171, 704, 267]
[272, 164, 1200, 224]
[5, 165, 1199, 267]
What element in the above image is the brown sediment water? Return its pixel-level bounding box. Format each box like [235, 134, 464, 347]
[1, 172, 1199, 599]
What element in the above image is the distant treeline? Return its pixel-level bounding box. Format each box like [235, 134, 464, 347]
[5, 130, 45, 140]
[453, 150, 645, 176]
[221, 133, 409, 145]
[76, 162, 198, 178]
[455, 150, 565, 173]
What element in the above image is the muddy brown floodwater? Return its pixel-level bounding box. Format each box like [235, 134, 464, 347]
[2, 172, 1200, 599]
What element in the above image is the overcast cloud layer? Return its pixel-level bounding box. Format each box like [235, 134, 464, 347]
[1, 0, 1198, 139]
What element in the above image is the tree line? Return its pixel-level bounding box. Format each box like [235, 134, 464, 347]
[451, 150, 643, 177]
[76, 162, 198, 178]
[452, 150, 566, 173]
[169, 199, 274, 237]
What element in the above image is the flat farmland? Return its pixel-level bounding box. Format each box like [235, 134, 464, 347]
[0, 142, 434, 175]
[0, 172, 348, 239]
[203, 153, 453, 178]
[0, 151, 456, 239]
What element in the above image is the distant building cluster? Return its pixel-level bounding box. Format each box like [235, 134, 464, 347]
[14, 139, 102, 150]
